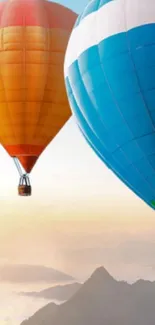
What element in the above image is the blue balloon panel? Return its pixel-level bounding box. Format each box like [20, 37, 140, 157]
[64, 0, 155, 209]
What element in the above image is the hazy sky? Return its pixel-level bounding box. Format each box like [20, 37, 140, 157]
[0, 0, 155, 283]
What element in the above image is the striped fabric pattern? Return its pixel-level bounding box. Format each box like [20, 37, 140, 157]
[0, 0, 77, 173]
[64, 0, 155, 209]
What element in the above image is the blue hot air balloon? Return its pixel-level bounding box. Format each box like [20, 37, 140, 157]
[64, 0, 155, 210]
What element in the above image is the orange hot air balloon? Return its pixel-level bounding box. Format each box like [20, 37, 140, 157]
[0, 0, 77, 196]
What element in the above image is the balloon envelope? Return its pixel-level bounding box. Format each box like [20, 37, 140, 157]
[64, 0, 155, 210]
[0, 0, 77, 172]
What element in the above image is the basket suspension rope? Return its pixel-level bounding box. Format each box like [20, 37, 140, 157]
[13, 157, 32, 196]
[13, 157, 23, 177]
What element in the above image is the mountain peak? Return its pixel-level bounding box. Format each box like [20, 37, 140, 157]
[78, 266, 116, 294]
[90, 266, 115, 282]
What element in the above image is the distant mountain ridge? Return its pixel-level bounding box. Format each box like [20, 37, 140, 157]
[19, 282, 82, 300]
[0, 264, 74, 283]
[21, 303, 58, 325]
[21, 266, 155, 325]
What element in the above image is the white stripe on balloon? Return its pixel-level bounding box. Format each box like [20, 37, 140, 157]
[64, 0, 155, 76]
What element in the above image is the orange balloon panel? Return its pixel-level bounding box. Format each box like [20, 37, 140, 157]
[0, 0, 77, 172]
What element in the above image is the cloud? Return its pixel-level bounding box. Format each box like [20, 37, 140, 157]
[58, 234, 155, 280]
[116, 239, 155, 265]
[0, 264, 74, 283]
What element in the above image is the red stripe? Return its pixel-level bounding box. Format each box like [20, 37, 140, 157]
[18, 155, 39, 173]
[4, 144, 44, 156]
[4, 144, 45, 172]
[0, 0, 77, 29]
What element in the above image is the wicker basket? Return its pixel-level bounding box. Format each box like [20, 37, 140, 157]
[18, 184, 32, 196]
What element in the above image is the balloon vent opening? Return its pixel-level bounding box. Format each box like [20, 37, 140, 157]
[18, 174, 32, 197]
